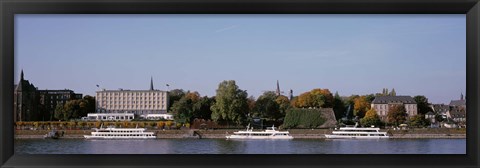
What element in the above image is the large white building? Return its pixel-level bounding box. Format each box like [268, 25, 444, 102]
[371, 96, 418, 121]
[95, 78, 169, 115]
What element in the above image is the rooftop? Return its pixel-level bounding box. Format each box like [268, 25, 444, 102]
[371, 96, 416, 104]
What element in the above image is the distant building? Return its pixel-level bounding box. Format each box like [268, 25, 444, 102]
[446, 107, 466, 124]
[449, 93, 466, 109]
[95, 77, 169, 115]
[14, 70, 83, 121]
[14, 70, 40, 122]
[425, 111, 436, 123]
[429, 104, 450, 119]
[38, 89, 83, 121]
[371, 96, 418, 121]
[84, 113, 134, 121]
[275, 80, 281, 96]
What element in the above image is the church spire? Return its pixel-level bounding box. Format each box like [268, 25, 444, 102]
[276, 80, 281, 96]
[20, 69, 24, 80]
[150, 76, 154, 90]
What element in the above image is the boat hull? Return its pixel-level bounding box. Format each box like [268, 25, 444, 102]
[84, 135, 156, 139]
[325, 134, 389, 139]
[226, 135, 293, 140]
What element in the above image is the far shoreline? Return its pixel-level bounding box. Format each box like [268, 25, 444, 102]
[14, 128, 467, 139]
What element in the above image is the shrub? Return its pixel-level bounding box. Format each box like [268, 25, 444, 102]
[283, 108, 326, 128]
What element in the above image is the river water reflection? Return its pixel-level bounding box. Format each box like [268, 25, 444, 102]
[15, 138, 465, 154]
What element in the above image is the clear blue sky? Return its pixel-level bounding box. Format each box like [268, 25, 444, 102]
[15, 14, 466, 104]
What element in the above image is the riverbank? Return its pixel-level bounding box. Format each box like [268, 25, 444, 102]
[15, 128, 466, 139]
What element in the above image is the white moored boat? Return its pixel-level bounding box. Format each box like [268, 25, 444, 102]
[325, 125, 389, 139]
[226, 124, 293, 140]
[84, 125, 156, 139]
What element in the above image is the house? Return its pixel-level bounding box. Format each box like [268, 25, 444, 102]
[446, 106, 466, 127]
[371, 96, 417, 121]
[449, 93, 466, 109]
[425, 111, 435, 123]
[429, 104, 450, 119]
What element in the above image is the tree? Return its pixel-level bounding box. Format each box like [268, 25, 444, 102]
[333, 92, 346, 120]
[54, 104, 64, 121]
[291, 88, 334, 108]
[254, 91, 280, 121]
[360, 108, 382, 127]
[276, 95, 290, 119]
[171, 96, 194, 123]
[167, 89, 186, 111]
[83, 95, 96, 113]
[353, 96, 370, 118]
[413, 95, 433, 115]
[192, 96, 215, 120]
[408, 114, 430, 128]
[387, 105, 408, 126]
[210, 80, 249, 126]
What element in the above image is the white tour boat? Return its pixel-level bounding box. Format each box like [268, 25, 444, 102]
[325, 125, 389, 139]
[226, 124, 293, 140]
[84, 125, 156, 139]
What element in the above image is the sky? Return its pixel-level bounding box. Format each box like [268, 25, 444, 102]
[15, 14, 466, 104]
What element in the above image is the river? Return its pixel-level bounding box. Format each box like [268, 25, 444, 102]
[15, 138, 465, 154]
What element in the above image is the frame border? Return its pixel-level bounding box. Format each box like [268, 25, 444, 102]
[1, 0, 479, 168]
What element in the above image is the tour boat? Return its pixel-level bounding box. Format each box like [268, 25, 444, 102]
[325, 125, 389, 139]
[226, 124, 293, 140]
[84, 125, 156, 139]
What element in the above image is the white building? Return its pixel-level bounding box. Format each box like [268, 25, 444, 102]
[95, 78, 169, 115]
[142, 114, 174, 120]
[84, 113, 135, 121]
[371, 96, 418, 121]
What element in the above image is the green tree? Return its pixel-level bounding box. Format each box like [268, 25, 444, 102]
[54, 104, 64, 121]
[192, 96, 215, 120]
[413, 95, 433, 115]
[83, 95, 96, 113]
[254, 91, 280, 121]
[360, 108, 382, 127]
[333, 92, 346, 120]
[171, 96, 194, 123]
[210, 80, 249, 126]
[167, 89, 186, 111]
[408, 114, 430, 128]
[387, 105, 408, 126]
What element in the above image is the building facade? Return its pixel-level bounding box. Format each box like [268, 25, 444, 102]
[371, 96, 418, 121]
[14, 70, 83, 121]
[38, 90, 83, 121]
[95, 78, 169, 115]
[14, 70, 40, 122]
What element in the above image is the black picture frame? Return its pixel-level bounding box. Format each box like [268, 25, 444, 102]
[1, 0, 479, 167]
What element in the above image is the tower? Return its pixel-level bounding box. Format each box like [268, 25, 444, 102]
[461, 93, 464, 100]
[150, 77, 154, 91]
[276, 80, 281, 96]
[289, 89, 293, 100]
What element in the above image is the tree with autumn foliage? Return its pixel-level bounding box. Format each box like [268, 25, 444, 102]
[353, 96, 370, 118]
[360, 108, 383, 127]
[276, 95, 290, 118]
[386, 105, 408, 126]
[291, 88, 334, 108]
